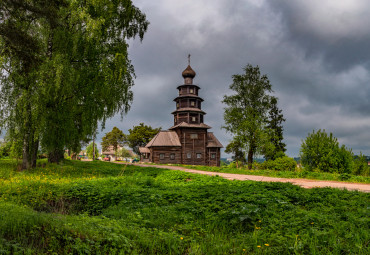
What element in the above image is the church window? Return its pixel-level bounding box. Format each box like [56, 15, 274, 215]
[191, 117, 196, 122]
[160, 153, 165, 159]
[190, 101, 195, 106]
[190, 134, 198, 139]
[187, 153, 192, 158]
[177, 103, 179, 108]
[170, 153, 175, 160]
[189, 88, 194, 93]
[196, 153, 202, 159]
[211, 153, 216, 159]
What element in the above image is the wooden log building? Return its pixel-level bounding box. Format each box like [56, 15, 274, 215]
[139, 57, 223, 166]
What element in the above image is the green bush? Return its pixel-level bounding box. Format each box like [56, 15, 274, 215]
[262, 156, 296, 171]
[300, 129, 354, 173]
[352, 153, 369, 176]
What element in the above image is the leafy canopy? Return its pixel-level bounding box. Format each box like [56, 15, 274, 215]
[300, 129, 353, 173]
[126, 123, 161, 155]
[101, 127, 125, 155]
[0, 0, 149, 166]
[223, 64, 280, 169]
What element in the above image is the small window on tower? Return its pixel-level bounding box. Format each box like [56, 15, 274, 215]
[191, 117, 196, 122]
[190, 101, 195, 106]
[189, 88, 194, 93]
[177, 103, 179, 108]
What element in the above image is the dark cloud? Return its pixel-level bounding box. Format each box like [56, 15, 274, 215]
[92, 0, 370, 157]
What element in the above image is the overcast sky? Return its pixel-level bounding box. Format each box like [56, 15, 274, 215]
[98, 0, 370, 157]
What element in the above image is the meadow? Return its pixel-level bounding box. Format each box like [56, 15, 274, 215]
[0, 159, 369, 254]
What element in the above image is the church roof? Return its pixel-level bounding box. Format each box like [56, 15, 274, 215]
[145, 131, 181, 147]
[169, 122, 211, 130]
[171, 108, 206, 114]
[182, 65, 196, 78]
[207, 132, 223, 148]
[173, 95, 204, 102]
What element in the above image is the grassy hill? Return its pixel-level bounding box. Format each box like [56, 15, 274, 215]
[0, 159, 369, 254]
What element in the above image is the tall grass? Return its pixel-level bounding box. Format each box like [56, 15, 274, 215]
[0, 159, 369, 254]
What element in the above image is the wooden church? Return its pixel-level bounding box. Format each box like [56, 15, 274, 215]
[139, 57, 223, 166]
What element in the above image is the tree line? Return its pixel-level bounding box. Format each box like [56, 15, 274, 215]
[99, 123, 160, 159]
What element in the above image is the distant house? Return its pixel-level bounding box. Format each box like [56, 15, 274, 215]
[101, 146, 136, 161]
[101, 145, 122, 161]
[139, 60, 223, 166]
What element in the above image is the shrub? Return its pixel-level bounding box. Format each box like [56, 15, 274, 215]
[352, 153, 369, 176]
[300, 129, 354, 173]
[262, 156, 296, 171]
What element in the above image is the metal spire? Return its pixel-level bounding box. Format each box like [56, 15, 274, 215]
[188, 54, 191, 66]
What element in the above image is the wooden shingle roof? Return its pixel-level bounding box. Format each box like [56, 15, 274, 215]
[169, 122, 211, 130]
[145, 131, 181, 147]
[207, 132, 223, 148]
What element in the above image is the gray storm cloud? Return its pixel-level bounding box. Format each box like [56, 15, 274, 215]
[95, 0, 370, 157]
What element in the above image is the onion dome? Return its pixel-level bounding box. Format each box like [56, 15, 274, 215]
[182, 65, 196, 78]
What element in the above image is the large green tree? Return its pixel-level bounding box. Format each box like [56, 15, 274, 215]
[101, 127, 125, 157]
[223, 64, 276, 169]
[0, 0, 149, 168]
[126, 123, 161, 155]
[263, 97, 286, 160]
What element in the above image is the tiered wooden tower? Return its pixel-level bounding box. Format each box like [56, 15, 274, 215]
[140, 56, 223, 166]
[172, 56, 205, 126]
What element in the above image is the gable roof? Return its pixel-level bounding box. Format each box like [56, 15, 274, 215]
[207, 132, 223, 148]
[169, 122, 211, 130]
[139, 147, 150, 153]
[146, 131, 181, 147]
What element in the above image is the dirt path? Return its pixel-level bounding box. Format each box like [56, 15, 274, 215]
[115, 162, 370, 192]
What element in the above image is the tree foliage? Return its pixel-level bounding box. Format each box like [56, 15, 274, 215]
[86, 142, 99, 160]
[126, 123, 161, 155]
[300, 129, 354, 173]
[101, 127, 125, 157]
[224, 139, 246, 168]
[119, 147, 133, 158]
[223, 64, 280, 169]
[0, 0, 149, 168]
[263, 97, 286, 160]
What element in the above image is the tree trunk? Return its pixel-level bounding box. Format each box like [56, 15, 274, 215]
[31, 139, 39, 168]
[22, 133, 31, 170]
[71, 152, 77, 160]
[22, 103, 33, 170]
[48, 149, 64, 163]
[92, 137, 95, 161]
[247, 148, 253, 170]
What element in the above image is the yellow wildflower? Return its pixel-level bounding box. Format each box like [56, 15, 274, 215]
[257, 245, 261, 248]
[265, 244, 269, 246]
[180, 237, 183, 240]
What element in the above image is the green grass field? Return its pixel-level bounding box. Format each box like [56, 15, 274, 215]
[0, 159, 369, 254]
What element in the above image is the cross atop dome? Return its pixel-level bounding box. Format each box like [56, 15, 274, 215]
[182, 54, 196, 82]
